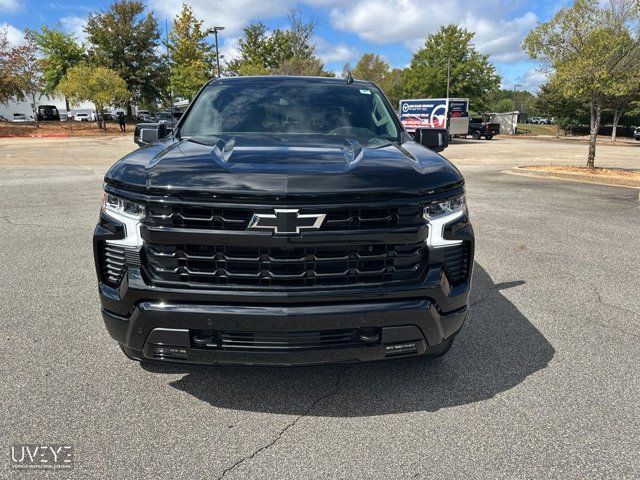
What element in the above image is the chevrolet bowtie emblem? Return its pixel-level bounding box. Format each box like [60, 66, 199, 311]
[248, 209, 326, 235]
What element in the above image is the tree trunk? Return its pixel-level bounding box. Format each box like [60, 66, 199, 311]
[611, 109, 622, 143]
[65, 97, 70, 114]
[587, 100, 601, 169]
[31, 94, 39, 128]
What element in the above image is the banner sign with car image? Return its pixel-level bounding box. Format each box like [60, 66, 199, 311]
[399, 98, 469, 135]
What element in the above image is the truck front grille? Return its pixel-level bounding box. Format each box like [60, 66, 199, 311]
[143, 242, 427, 289]
[145, 205, 423, 231]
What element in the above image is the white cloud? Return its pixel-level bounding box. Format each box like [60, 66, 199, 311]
[60, 16, 88, 43]
[515, 68, 548, 92]
[315, 37, 359, 64]
[0, 23, 25, 46]
[219, 36, 242, 64]
[329, 0, 537, 65]
[465, 12, 537, 63]
[149, 0, 296, 36]
[0, 0, 21, 12]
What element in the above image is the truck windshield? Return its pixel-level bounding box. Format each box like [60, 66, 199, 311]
[180, 80, 400, 143]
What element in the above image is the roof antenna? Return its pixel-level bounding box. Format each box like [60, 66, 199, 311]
[346, 70, 354, 84]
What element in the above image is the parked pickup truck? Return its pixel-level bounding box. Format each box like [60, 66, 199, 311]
[468, 118, 500, 140]
[94, 76, 474, 366]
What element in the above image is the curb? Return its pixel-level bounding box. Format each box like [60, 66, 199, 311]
[503, 166, 640, 190]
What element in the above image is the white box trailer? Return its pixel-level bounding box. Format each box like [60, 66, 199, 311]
[399, 98, 470, 136]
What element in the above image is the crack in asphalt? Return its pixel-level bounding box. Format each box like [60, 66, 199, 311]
[0, 214, 59, 228]
[217, 366, 348, 479]
[588, 281, 640, 319]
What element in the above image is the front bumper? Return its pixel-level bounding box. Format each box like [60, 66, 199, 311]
[103, 297, 467, 366]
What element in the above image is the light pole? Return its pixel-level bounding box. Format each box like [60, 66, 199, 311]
[446, 57, 451, 101]
[207, 26, 225, 77]
[514, 84, 522, 109]
[514, 84, 523, 123]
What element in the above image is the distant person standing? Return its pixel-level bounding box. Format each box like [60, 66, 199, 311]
[117, 112, 126, 132]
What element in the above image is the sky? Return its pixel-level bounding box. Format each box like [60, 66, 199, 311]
[0, 0, 567, 92]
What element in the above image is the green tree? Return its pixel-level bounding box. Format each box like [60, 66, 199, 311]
[605, 86, 640, 142]
[2, 34, 46, 127]
[486, 88, 537, 114]
[227, 9, 331, 76]
[535, 81, 588, 135]
[381, 68, 405, 107]
[58, 64, 129, 129]
[352, 53, 389, 84]
[85, 0, 164, 117]
[226, 23, 271, 73]
[403, 25, 500, 110]
[350, 54, 404, 106]
[0, 29, 24, 105]
[167, 3, 214, 101]
[523, 0, 640, 167]
[27, 26, 85, 111]
[275, 57, 332, 76]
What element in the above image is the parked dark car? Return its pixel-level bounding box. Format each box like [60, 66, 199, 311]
[155, 111, 174, 126]
[634, 127, 640, 141]
[94, 76, 474, 366]
[36, 105, 60, 121]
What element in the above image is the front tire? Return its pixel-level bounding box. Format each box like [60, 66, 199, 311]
[472, 131, 481, 140]
[485, 134, 493, 140]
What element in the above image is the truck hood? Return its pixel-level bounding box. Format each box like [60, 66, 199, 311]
[106, 134, 463, 198]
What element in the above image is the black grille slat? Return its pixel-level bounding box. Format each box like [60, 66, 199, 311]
[217, 329, 360, 351]
[101, 244, 127, 287]
[145, 206, 423, 231]
[443, 243, 471, 285]
[144, 242, 427, 289]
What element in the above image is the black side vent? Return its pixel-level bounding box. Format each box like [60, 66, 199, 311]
[101, 243, 127, 287]
[443, 243, 471, 285]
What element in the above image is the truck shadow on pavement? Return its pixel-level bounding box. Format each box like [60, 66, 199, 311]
[147, 263, 555, 415]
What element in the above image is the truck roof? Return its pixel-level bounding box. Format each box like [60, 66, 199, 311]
[209, 75, 376, 87]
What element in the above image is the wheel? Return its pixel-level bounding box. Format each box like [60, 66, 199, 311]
[119, 344, 147, 363]
[472, 131, 481, 140]
[484, 134, 493, 140]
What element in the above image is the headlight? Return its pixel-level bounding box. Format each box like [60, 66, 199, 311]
[423, 195, 466, 220]
[424, 194, 466, 247]
[101, 189, 145, 247]
[102, 192, 145, 219]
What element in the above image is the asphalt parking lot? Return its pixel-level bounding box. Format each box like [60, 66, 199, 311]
[1, 136, 639, 478]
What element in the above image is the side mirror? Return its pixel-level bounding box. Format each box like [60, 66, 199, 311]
[140, 128, 159, 145]
[138, 124, 168, 146]
[415, 128, 449, 152]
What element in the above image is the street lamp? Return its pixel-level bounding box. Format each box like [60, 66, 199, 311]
[207, 26, 225, 77]
[514, 84, 523, 110]
[514, 84, 523, 123]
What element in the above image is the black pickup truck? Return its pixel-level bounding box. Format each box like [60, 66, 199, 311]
[94, 76, 474, 366]
[468, 118, 500, 140]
